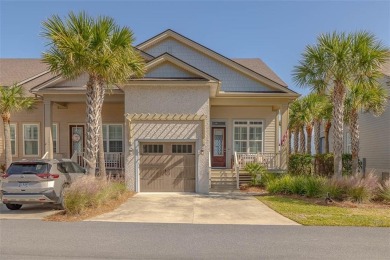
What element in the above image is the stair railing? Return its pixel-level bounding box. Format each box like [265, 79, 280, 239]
[234, 151, 239, 189]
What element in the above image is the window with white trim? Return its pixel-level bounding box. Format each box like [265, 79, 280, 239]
[23, 124, 39, 156]
[102, 124, 123, 153]
[233, 120, 263, 153]
[10, 124, 16, 156]
[52, 124, 58, 154]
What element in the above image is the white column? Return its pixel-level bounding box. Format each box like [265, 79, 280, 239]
[44, 100, 53, 159]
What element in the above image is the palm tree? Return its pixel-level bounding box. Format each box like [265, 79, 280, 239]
[322, 98, 333, 154]
[301, 93, 326, 155]
[42, 12, 145, 175]
[345, 84, 387, 175]
[289, 100, 304, 154]
[0, 85, 35, 168]
[293, 31, 389, 178]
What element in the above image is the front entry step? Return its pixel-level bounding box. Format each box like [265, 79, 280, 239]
[210, 169, 238, 191]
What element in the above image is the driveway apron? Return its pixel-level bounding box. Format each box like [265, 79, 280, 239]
[88, 193, 298, 225]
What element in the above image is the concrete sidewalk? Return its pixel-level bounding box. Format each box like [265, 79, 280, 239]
[88, 193, 299, 225]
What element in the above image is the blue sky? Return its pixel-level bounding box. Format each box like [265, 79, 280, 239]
[1, 0, 389, 94]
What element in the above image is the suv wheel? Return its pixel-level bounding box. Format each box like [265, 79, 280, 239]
[5, 203, 22, 210]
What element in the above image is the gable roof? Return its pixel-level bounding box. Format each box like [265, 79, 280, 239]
[232, 58, 287, 87]
[139, 53, 219, 82]
[137, 29, 295, 94]
[0, 59, 51, 88]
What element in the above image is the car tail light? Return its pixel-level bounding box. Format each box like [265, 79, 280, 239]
[1, 173, 9, 179]
[36, 173, 60, 179]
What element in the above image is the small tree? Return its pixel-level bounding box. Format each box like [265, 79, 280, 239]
[0, 85, 35, 168]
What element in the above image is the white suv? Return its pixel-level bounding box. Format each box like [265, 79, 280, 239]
[1, 159, 85, 210]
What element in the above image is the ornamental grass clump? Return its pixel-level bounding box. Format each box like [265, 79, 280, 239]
[63, 176, 126, 215]
[377, 180, 390, 202]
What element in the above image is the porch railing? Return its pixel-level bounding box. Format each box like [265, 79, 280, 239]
[235, 152, 281, 170]
[71, 152, 124, 169]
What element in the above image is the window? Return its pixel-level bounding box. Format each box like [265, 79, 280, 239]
[10, 124, 16, 156]
[102, 125, 123, 153]
[143, 144, 163, 154]
[52, 123, 58, 154]
[23, 124, 39, 156]
[172, 144, 193, 154]
[233, 120, 263, 153]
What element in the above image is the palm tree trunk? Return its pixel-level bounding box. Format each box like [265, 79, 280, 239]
[98, 116, 106, 178]
[97, 79, 106, 178]
[314, 120, 321, 154]
[299, 126, 306, 153]
[84, 75, 103, 176]
[350, 109, 360, 175]
[288, 129, 292, 155]
[306, 124, 313, 155]
[324, 120, 331, 154]
[294, 127, 299, 153]
[332, 82, 346, 179]
[1, 112, 12, 169]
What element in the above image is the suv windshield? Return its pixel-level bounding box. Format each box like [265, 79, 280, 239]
[7, 163, 51, 175]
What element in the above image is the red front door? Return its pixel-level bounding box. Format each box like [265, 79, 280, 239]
[211, 127, 226, 167]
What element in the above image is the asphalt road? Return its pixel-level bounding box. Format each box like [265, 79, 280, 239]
[0, 220, 389, 259]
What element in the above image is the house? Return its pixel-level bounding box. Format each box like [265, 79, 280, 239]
[0, 29, 299, 193]
[320, 61, 390, 180]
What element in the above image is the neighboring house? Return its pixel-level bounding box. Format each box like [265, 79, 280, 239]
[320, 61, 390, 180]
[0, 29, 298, 193]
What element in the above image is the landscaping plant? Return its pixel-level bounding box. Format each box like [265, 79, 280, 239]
[63, 176, 127, 215]
[244, 162, 267, 186]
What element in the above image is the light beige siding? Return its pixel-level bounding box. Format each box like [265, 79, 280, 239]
[210, 106, 277, 168]
[0, 101, 124, 163]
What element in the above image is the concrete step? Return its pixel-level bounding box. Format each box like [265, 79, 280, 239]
[210, 176, 236, 181]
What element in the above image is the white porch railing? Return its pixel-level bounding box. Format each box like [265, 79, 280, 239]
[235, 152, 281, 170]
[71, 152, 124, 169]
[234, 152, 239, 189]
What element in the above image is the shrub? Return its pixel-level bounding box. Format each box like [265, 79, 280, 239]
[324, 179, 346, 201]
[244, 162, 268, 186]
[267, 175, 325, 198]
[267, 175, 294, 195]
[288, 154, 313, 175]
[304, 176, 326, 198]
[376, 180, 390, 202]
[314, 153, 333, 177]
[64, 176, 127, 215]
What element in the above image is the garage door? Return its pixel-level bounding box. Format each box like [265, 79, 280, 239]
[140, 142, 195, 192]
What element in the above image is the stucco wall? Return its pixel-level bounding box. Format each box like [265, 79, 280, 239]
[144, 38, 273, 92]
[210, 106, 277, 168]
[124, 85, 210, 194]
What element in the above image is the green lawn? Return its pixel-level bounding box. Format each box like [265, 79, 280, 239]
[257, 196, 390, 227]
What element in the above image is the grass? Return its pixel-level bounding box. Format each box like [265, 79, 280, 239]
[257, 195, 390, 227]
[44, 176, 133, 222]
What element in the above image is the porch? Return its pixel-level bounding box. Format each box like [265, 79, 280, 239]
[71, 151, 125, 171]
[209, 151, 285, 191]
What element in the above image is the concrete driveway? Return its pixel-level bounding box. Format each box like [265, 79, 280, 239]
[88, 193, 298, 225]
[0, 202, 57, 220]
